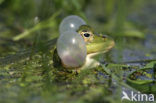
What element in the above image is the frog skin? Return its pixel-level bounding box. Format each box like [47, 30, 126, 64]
[53, 25, 115, 71]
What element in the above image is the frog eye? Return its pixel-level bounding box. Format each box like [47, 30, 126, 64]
[57, 31, 87, 68]
[59, 15, 86, 35]
[84, 33, 90, 37]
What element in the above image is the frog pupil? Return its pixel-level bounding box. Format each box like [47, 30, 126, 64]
[84, 33, 90, 37]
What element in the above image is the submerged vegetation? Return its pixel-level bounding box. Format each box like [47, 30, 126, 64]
[0, 0, 156, 103]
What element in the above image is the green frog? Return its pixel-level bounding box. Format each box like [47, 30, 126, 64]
[53, 25, 115, 72]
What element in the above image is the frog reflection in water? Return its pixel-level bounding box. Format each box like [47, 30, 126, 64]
[53, 25, 115, 73]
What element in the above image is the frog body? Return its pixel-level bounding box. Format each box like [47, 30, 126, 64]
[53, 25, 115, 71]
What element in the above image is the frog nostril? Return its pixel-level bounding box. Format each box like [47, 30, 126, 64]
[101, 34, 108, 38]
[102, 35, 106, 38]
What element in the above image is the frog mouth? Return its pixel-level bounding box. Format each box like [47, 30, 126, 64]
[86, 39, 115, 54]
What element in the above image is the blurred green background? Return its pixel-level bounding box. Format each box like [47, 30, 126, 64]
[0, 0, 156, 103]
